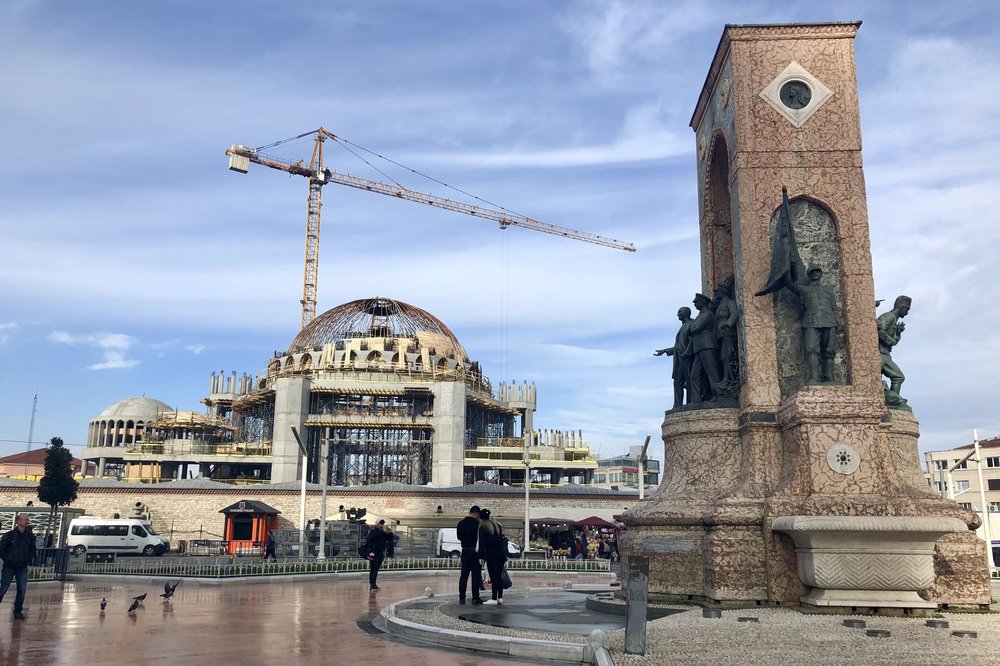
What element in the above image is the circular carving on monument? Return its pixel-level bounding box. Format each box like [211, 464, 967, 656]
[826, 443, 861, 475]
[779, 80, 812, 109]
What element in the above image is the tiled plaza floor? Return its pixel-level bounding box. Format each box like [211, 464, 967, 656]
[0, 573, 543, 665]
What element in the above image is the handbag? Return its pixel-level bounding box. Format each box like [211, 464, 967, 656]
[501, 566, 512, 590]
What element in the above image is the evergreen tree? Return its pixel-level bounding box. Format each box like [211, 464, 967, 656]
[37, 436, 79, 546]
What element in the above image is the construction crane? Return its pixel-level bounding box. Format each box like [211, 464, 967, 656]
[226, 127, 636, 328]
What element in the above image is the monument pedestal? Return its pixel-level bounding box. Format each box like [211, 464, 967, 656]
[621, 404, 991, 608]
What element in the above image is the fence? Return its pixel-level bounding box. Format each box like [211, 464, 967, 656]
[67, 556, 611, 579]
[29, 547, 70, 581]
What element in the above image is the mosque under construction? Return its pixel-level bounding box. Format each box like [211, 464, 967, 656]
[80, 296, 599, 488]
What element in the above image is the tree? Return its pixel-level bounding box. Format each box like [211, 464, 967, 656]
[37, 437, 79, 547]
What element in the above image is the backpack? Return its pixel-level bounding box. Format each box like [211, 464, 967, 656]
[358, 538, 370, 558]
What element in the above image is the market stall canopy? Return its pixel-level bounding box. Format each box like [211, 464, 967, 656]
[576, 516, 617, 529]
[531, 517, 574, 529]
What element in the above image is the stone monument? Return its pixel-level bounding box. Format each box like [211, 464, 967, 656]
[622, 22, 990, 610]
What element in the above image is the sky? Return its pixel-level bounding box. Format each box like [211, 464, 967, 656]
[2, 1, 999, 471]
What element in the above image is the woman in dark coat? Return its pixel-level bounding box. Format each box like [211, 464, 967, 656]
[477, 509, 507, 605]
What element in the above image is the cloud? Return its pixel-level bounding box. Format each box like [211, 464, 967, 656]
[89, 352, 139, 371]
[47, 330, 139, 370]
[415, 103, 690, 168]
[559, 0, 718, 83]
[0, 321, 14, 344]
[186, 344, 206, 355]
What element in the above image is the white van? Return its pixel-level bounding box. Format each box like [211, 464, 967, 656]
[66, 517, 170, 557]
[436, 527, 520, 559]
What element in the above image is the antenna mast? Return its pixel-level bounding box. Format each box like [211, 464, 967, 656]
[26, 392, 37, 452]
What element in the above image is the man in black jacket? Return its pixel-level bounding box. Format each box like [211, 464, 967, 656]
[0, 513, 37, 619]
[366, 520, 394, 591]
[456, 505, 483, 605]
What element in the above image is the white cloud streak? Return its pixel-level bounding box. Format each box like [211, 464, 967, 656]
[47, 331, 140, 371]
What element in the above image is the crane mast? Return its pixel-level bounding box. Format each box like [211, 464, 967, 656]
[226, 128, 636, 328]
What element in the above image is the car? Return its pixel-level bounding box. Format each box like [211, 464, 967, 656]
[436, 527, 520, 559]
[66, 517, 170, 557]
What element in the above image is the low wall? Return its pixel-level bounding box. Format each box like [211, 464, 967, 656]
[0, 484, 635, 542]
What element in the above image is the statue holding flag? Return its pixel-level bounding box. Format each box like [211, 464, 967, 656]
[756, 187, 843, 384]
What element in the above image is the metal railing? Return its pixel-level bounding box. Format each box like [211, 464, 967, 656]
[68, 556, 610, 578]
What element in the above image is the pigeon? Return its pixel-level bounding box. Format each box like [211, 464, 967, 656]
[100, 597, 107, 611]
[132, 592, 147, 605]
[161, 580, 181, 600]
[127, 599, 140, 614]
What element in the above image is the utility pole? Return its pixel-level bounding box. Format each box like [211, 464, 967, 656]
[973, 429, 994, 572]
[523, 435, 531, 554]
[290, 426, 309, 560]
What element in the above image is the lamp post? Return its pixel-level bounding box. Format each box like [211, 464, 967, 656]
[638, 435, 651, 502]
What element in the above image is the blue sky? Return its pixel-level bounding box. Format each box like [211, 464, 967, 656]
[2, 1, 999, 470]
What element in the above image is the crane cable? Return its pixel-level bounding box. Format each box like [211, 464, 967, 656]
[330, 135, 532, 222]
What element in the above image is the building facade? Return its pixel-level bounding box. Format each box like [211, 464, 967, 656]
[924, 436, 1000, 567]
[80, 297, 598, 487]
[593, 445, 660, 488]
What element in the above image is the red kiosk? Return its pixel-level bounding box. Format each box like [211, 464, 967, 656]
[219, 500, 281, 556]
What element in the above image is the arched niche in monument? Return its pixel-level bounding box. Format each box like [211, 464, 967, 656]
[701, 133, 734, 290]
[769, 196, 850, 397]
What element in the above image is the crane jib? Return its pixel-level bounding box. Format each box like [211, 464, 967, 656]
[227, 133, 636, 325]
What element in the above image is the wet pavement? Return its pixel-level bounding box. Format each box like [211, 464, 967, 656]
[0, 573, 559, 665]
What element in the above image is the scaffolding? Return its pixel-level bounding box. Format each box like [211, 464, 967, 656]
[311, 426, 432, 486]
[231, 390, 275, 446]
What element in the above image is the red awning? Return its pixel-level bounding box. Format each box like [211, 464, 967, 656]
[575, 516, 617, 529]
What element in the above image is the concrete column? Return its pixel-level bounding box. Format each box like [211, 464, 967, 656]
[271, 377, 311, 483]
[431, 381, 466, 487]
[97, 457, 106, 477]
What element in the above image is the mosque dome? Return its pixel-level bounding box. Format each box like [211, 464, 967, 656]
[287, 297, 468, 360]
[98, 396, 173, 420]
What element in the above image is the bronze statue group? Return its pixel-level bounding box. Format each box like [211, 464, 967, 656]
[658, 188, 912, 410]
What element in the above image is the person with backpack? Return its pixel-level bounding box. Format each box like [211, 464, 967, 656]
[477, 508, 507, 605]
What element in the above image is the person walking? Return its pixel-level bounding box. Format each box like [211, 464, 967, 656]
[477, 509, 507, 606]
[0, 513, 37, 619]
[365, 520, 387, 592]
[456, 505, 483, 605]
[261, 530, 277, 563]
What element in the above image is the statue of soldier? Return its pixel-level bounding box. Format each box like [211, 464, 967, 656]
[756, 187, 843, 385]
[712, 279, 739, 385]
[654, 307, 694, 408]
[789, 266, 843, 383]
[688, 293, 721, 402]
[877, 295, 911, 404]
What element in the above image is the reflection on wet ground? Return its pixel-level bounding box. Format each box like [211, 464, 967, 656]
[0, 574, 545, 665]
[451, 590, 626, 635]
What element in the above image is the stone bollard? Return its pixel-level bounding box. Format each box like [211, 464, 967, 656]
[624, 557, 648, 655]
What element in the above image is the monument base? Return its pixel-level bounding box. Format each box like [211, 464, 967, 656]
[621, 406, 992, 608]
[800, 588, 935, 609]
